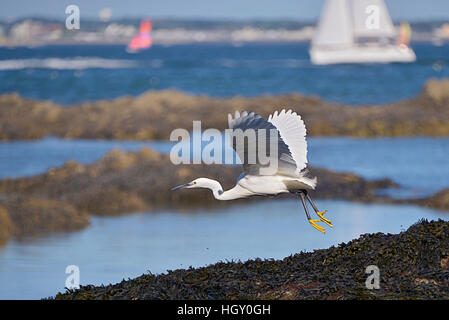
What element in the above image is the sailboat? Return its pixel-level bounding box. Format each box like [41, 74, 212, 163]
[126, 19, 152, 53]
[309, 0, 416, 65]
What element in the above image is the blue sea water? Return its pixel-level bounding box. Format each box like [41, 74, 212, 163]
[1, 43, 449, 299]
[0, 137, 448, 299]
[1, 43, 449, 105]
[0, 199, 446, 299]
[1, 137, 448, 196]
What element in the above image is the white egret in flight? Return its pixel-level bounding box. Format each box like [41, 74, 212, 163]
[172, 110, 332, 233]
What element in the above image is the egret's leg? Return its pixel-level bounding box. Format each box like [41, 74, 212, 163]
[304, 191, 332, 227]
[299, 192, 325, 233]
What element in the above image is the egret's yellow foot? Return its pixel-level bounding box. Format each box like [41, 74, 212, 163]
[308, 219, 325, 233]
[316, 210, 333, 227]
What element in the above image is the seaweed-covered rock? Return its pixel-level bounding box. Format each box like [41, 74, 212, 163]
[53, 219, 449, 300]
[421, 78, 449, 105]
[0, 148, 397, 218]
[1, 79, 449, 141]
[0, 206, 12, 244]
[415, 188, 449, 212]
[0, 197, 90, 243]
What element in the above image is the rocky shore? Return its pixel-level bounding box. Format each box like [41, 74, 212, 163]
[415, 189, 449, 212]
[0, 146, 448, 245]
[1, 79, 449, 245]
[1, 79, 449, 141]
[0, 147, 398, 244]
[0, 197, 89, 245]
[53, 219, 449, 300]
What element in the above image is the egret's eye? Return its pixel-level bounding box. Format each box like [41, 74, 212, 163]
[193, 182, 196, 185]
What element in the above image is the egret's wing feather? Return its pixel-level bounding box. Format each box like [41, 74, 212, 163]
[268, 109, 308, 173]
[227, 111, 297, 176]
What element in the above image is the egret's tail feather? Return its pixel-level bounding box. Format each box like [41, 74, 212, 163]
[301, 175, 317, 190]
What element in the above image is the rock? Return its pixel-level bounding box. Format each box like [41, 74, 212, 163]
[52, 219, 449, 300]
[0, 146, 446, 244]
[2, 79, 449, 141]
[0, 206, 12, 244]
[75, 187, 148, 216]
[415, 189, 449, 211]
[422, 78, 449, 104]
[0, 197, 90, 243]
[0, 148, 398, 219]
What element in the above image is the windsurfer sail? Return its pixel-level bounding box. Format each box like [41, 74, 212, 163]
[397, 22, 412, 47]
[127, 19, 152, 53]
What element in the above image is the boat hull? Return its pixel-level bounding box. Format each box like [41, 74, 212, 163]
[309, 45, 416, 65]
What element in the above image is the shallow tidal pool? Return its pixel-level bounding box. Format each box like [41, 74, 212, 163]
[0, 199, 447, 299]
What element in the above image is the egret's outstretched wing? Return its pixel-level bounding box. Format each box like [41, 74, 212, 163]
[227, 111, 297, 176]
[268, 109, 308, 173]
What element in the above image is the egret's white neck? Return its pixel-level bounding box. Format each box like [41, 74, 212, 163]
[197, 178, 248, 201]
[201, 179, 225, 199]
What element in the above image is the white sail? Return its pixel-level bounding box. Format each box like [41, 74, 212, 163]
[313, 0, 353, 47]
[310, 0, 416, 64]
[350, 0, 395, 39]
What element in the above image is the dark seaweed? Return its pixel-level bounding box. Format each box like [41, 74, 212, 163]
[53, 219, 449, 300]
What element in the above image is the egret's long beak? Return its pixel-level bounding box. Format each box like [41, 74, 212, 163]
[171, 182, 193, 191]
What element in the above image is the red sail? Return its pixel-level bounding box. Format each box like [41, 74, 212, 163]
[127, 19, 152, 52]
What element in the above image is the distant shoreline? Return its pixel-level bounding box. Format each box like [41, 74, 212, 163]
[0, 38, 445, 48]
[1, 17, 448, 47]
[0, 39, 313, 47]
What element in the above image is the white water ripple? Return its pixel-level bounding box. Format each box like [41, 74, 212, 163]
[0, 57, 139, 70]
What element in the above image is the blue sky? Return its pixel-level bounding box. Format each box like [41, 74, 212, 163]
[0, 0, 448, 21]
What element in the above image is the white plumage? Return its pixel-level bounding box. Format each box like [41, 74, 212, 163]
[268, 109, 308, 173]
[172, 109, 331, 233]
